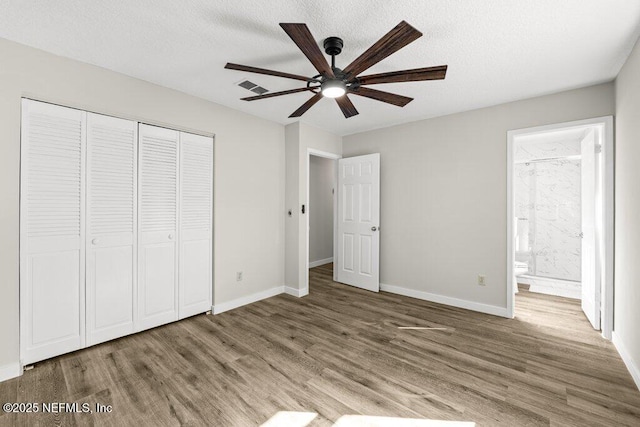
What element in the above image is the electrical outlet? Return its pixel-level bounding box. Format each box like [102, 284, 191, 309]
[478, 275, 486, 286]
[236, 271, 243, 282]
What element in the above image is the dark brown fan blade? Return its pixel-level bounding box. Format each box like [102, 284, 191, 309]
[343, 21, 422, 77]
[280, 23, 335, 78]
[241, 87, 315, 101]
[349, 87, 413, 107]
[358, 65, 447, 85]
[289, 92, 323, 118]
[335, 95, 359, 118]
[225, 63, 315, 82]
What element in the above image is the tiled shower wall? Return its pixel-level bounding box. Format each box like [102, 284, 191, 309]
[514, 140, 582, 282]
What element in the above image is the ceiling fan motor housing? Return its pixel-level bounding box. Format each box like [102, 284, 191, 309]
[323, 37, 344, 56]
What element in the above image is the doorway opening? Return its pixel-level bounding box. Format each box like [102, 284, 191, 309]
[507, 117, 613, 338]
[306, 150, 340, 292]
[304, 150, 381, 294]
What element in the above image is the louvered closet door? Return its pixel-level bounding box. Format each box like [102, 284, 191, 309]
[179, 132, 213, 319]
[138, 124, 179, 331]
[20, 99, 86, 364]
[86, 113, 137, 345]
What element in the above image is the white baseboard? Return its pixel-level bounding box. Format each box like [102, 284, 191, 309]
[285, 286, 308, 297]
[213, 286, 284, 314]
[528, 284, 581, 300]
[517, 275, 581, 299]
[309, 257, 333, 268]
[0, 362, 21, 383]
[380, 283, 509, 318]
[612, 331, 640, 391]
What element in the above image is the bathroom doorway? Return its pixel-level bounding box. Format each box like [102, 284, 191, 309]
[506, 117, 614, 338]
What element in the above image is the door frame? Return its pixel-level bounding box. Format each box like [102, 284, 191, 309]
[506, 116, 614, 339]
[305, 149, 341, 291]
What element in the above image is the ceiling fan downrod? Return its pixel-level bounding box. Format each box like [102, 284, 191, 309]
[323, 36, 344, 71]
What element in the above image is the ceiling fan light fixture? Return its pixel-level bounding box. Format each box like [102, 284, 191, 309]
[321, 79, 346, 98]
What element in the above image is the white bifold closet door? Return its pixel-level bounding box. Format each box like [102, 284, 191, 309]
[20, 100, 86, 365]
[86, 113, 137, 345]
[137, 124, 179, 331]
[21, 100, 213, 364]
[179, 132, 213, 319]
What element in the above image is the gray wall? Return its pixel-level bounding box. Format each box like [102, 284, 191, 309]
[0, 38, 285, 371]
[614, 35, 640, 382]
[285, 122, 341, 292]
[284, 123, 301, 291]
[343, 83, 614, 312]
[309, 156, 335, 264]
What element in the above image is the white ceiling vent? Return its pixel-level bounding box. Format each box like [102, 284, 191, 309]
[237, 80, 268, 95]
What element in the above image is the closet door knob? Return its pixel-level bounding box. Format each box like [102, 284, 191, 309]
[92, 238, 99, 245]
[168, 234, 174, 240]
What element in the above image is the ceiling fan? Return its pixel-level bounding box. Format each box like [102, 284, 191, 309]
[225, 21, 447, 119]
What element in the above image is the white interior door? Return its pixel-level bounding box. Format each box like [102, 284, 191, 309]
[581, 129, 600, 329]
[138, 124, 179, 331]
[179, 132, 213, 319]
[336, 153, 380, 292]
[20, 99, 86, 364]
[86, 113, 137, 345]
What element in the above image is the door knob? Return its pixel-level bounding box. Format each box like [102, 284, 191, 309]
[91, 238, 99, 245]
[371, 226, 378, 232]
[168, 234, 174, 240]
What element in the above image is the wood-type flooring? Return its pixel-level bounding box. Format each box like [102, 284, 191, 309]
[1, 264, 639, 426]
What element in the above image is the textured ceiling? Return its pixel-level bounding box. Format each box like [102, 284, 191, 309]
[1, 0, 639, 136]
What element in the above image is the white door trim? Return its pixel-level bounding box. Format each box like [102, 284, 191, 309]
[506, 116, 614, 339]
[306, 149, 341, 293]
